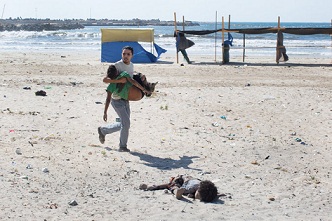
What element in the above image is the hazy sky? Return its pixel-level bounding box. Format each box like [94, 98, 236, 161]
[1, 0, 331, 22]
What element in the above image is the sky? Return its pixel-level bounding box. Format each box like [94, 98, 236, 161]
[1, 0, 331, 22]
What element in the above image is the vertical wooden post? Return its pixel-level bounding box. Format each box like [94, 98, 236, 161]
[243, 34, 246, 62]
[174, 12, 178, 64]
[182, 16, 185, 64]
[276, 16, 281, 64]
[215, 11, 217, 62]
[228, 15, 231, 63]
[222, 16, 225, 63]
[228, 15, 231, 29]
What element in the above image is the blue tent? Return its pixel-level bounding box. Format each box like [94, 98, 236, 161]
[101, 28, 166, 63]
[101, 41, 166, 63]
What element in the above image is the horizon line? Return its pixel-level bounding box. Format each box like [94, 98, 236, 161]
[1, 17, 331, 23]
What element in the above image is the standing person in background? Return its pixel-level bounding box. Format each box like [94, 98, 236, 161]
[174, 31, 195, 64]
[98, 46, 135, 152]
[276, 31, 289, 63]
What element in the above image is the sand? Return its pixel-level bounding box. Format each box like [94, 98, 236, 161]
[0, 50, 331, 221]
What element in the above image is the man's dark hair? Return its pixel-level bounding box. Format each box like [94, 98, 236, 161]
[122, 46, 134, 54]
[198, 180, 218, 202]
[107, 65, 118, 79]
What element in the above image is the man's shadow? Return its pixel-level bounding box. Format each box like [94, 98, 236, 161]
[130, 151, 202, 171]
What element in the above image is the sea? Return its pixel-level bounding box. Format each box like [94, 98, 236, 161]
[0, 22, 331, 58]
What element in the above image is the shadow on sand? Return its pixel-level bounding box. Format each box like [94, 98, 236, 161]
[130, 151, 202, 171]
[176, 196, 225, 205]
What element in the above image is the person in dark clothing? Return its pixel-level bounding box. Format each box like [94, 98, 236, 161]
[174, 31, 195, 64]
[139, 174, 218, 202]
[277, 31, 289, 63]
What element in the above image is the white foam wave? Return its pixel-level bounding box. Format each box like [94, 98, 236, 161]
[0, 24, 331, 57]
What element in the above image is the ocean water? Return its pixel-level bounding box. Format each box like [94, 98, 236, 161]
[0, 22, 331, 58]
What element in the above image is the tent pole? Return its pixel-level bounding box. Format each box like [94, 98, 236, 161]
[174, 12, 178, 64]
[151, 29, 154, 55]
[276, 16, 280, 64]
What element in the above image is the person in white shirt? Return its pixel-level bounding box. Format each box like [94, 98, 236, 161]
[98, 46, 135, 152]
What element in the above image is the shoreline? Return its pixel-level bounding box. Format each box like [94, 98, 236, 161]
[1, 49, 331, 66]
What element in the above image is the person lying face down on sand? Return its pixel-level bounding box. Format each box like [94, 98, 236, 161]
[103, 65, 158, 101]
[104, 65, 152, 101]
[139, 175, 218, 202]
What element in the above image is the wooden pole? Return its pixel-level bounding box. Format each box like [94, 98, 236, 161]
[228, 15, 231, 63]
[243, 34, 246, 62]
[228, 15, 231, 29]
[174, 12, 178, 64]
[215, 11, 217, 62]
[222, 16, 225, 63]
[182, 16, 185, 64]
[276, 16, 280, 64]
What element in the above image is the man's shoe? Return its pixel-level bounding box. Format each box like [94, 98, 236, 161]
[98, 127, 105, 144]
[118, 147, 130, 152]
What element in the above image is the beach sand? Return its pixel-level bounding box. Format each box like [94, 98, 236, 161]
[0, 51, 331, 220]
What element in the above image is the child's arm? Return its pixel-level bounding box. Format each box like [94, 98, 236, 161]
[103, 77, 127, 84]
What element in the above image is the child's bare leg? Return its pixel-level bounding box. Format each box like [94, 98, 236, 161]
[139, 183, 169, 191]
[173, 187, 185, 200]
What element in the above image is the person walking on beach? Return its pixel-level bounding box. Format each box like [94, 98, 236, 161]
[97, 46, 136, 152]
[174, 31, 194, 64]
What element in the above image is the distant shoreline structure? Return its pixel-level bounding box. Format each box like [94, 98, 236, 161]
[0, 18, 199, 31]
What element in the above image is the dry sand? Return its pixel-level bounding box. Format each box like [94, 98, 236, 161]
[0, 51, 331, 220]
